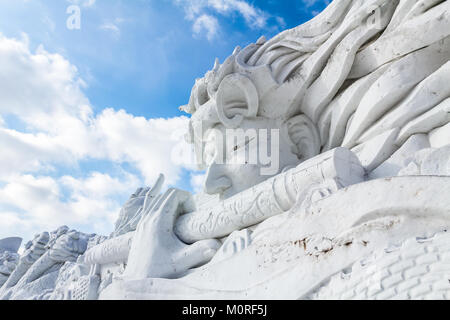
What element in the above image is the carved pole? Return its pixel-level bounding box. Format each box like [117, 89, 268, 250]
[175, 148, 365, 243]
[82, 232, 133, 265]
[80, 148, 365, 265]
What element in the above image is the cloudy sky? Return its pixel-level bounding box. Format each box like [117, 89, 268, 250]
[0, 0, 328, 241]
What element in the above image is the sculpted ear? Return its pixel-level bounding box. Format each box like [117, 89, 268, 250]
[215, 74, 259, 129]
[285, 115, 320, 161]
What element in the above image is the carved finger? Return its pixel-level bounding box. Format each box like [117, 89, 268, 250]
[143, 174, 165, 212]
[131, 187, 144, 199]
[139, 187, 152, 197]
[176, 239, 222, 270]
[155, 189, 191, 229]
[137, 189, 171, 228]
[123, 205, 144, 230]
[152, 188, 173, 212]
[144, 194, 162, 219]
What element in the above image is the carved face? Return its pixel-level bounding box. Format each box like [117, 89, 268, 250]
[185, 69, 320, 199]
[202, 118, 301, 199]
[184, 46, 320, 200]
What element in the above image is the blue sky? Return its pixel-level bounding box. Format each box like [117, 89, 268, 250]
[0, 0, 328, 241]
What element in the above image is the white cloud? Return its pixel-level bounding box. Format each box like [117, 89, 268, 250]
[0, 34, 197, 241]
[92, 109, 191, 185]
[0, 34, 89, 123]
[0, 172, 139, 239]
[0, 33, 192, 184]
[84, 0, 96, 7]
[174, 0, 280, 40]
[190, 173, 206, 194]
[100, 22, 120, 35]
[100, 18, 125, 38]
[66, 0, 96, 8]
[301, 0, 330, 9]
[193, 14, 220, 41]
[60, 171, 140, 200]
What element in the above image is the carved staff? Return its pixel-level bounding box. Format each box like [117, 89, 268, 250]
[175, 148, 365, 243]
[82, 148, 364, 266]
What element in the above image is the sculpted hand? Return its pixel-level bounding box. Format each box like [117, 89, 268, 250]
[124, 188, 221, 280]
[113, 175, 165, 237]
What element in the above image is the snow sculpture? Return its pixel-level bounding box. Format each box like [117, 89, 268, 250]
[3, 0, 450, 300]
[49, 261, 101, 300]
[0, 228, 95, 300]
[1, 232, 50, 295]
[0, 238, 22, 287]
[0, 252, 19, 287]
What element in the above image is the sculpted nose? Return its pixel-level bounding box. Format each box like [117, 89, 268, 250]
[204, 164, 232, 195]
